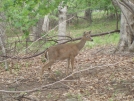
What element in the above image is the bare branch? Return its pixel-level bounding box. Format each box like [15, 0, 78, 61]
[1, 30, 120, 60]
[61, 30, 120, 44]
[121, 0, 134, 15]
[0, 57, 131, 94]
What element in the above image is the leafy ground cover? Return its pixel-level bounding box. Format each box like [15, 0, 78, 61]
[0, 45, 134, 101]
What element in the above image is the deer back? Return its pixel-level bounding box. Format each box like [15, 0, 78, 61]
[46, 43, 79, 61]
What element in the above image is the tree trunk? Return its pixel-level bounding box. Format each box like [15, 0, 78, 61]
[42, 15, 49, 33]
[84, 8, 92, 25]
[58, 4, 67, 43]
[32, 18, 44, 41]
[0, 14, 8, 70]
[31, 15, 49, 41]
[114, 0, 134, 52]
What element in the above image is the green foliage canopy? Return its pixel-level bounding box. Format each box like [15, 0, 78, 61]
[0, 0, 117, 35]
[67, 0, 115, 14]
[1, 0, 68, 35]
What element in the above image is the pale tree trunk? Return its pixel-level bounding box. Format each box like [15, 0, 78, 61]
[114, 0, 134, 52]
[42, 15, 49, 33]
[0, 13, 8, 69]
[31, 15, 49, 41]
[58, 3, 67, 43]
[0, 29, 8, 70]
[32, 18, 44, 41]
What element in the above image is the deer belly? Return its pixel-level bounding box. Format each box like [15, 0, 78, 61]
[57, 54, 69, 60]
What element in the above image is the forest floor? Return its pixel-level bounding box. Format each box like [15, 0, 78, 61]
[0, 45, 134, 101]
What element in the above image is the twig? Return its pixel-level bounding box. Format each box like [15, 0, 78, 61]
[0, 16, 75, 62]
[0, 58, 132, 94]
[61, 30, 120, 44]
[1, 29, 120, 60]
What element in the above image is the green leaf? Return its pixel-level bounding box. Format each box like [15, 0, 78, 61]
[14, 22, 22, 28]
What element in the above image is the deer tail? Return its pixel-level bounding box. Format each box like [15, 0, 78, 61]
[44, 48, 49, 60]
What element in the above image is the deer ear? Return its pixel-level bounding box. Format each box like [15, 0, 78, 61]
[83, 32, 86, 36]
[88, 31, 91, 34]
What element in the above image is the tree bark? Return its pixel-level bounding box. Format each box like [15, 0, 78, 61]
[114, 0, 134, 52]
[58, 3, 67, 44]
[32, 18, 44, 41]
[0, 13, 8, 69]
[84, 8, 92, 25]
[42, 15, 49, 33]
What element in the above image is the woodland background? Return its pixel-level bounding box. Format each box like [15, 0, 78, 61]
[0, 0, 134, 101]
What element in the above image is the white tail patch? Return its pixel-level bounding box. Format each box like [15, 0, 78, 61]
[46, 51, 49, 61]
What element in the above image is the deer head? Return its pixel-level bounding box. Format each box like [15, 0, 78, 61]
[83, 31, 93, 41]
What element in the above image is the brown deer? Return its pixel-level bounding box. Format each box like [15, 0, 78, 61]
[41, 31, 93, 79]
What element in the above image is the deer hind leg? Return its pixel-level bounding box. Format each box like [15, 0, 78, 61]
[48, 66, 55, 79]
[70, 56, 75, 73]
[66, 58, 70, 75]
[41, 60, 54, 80]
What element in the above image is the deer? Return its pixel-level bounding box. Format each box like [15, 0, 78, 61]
[41, 31, 93, 80]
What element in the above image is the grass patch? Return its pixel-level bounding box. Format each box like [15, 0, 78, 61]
[67, 11, 120, 48]
[68, 32, 119, 49]
[86, 33, 119, 48]
[68, 19, 118, 37]
[6, 11, 120, 54]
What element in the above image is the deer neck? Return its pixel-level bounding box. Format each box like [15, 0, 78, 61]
[76, 38, 86, 50]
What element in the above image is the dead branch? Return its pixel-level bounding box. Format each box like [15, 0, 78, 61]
[0, 58, 131, 95]
[91, 29, 120, 37]
[1, 49, 48, 60]
[1, 30, 120, 59]
[61, 29, 120, 44]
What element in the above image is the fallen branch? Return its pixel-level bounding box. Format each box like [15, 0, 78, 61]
[62, 29, 120, 44]
[1, 30, 120, 59]
[0, 58, 131, 94]
[91, 29, 120, 37]
[0, 59, 133, 101]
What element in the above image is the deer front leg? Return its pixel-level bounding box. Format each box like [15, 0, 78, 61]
[66, 58, 70, 75]
[41, 60, 54, 80]
[70, 56, 75, 73]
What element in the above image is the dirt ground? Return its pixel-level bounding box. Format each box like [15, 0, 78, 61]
[0, 45, 134, 101]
